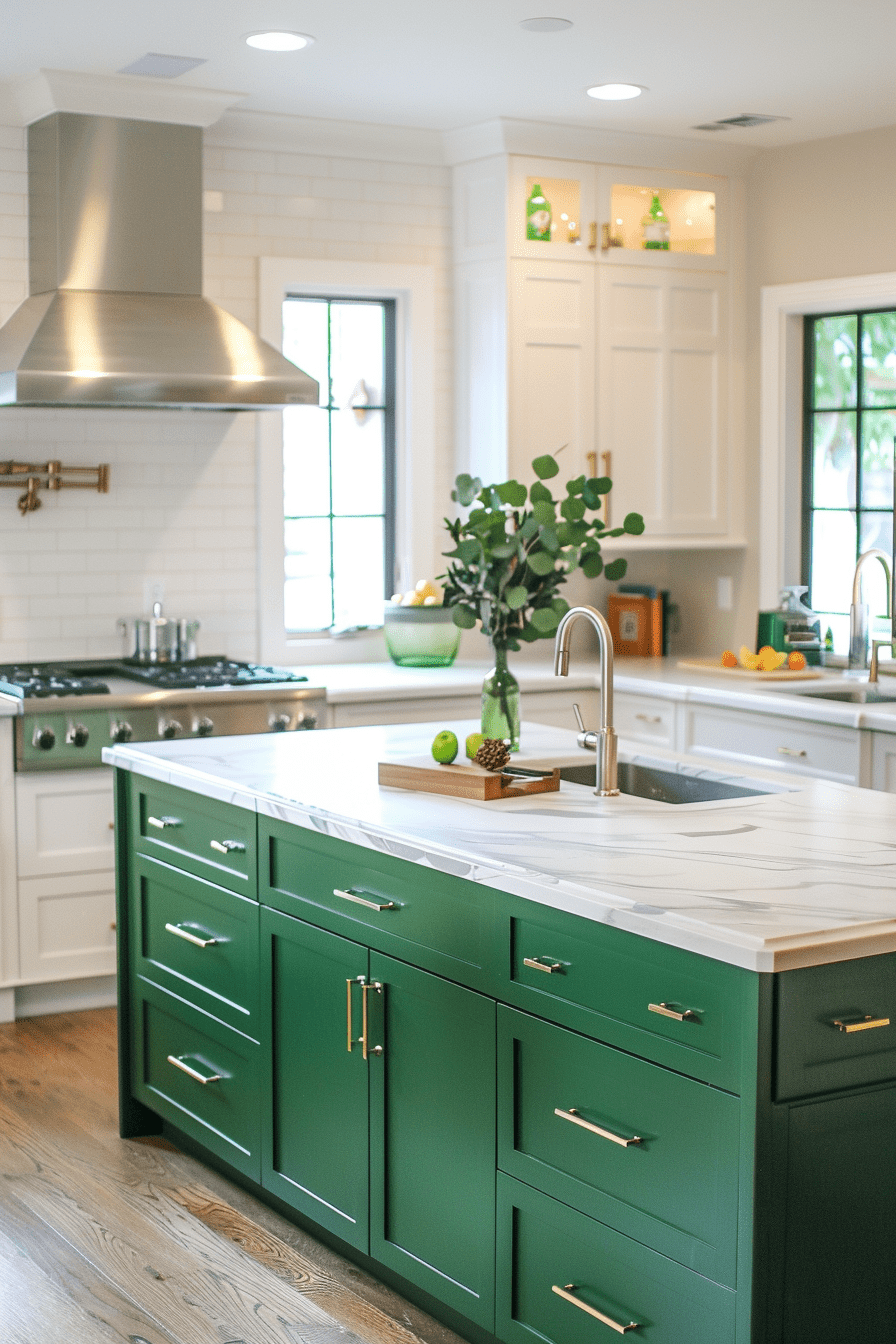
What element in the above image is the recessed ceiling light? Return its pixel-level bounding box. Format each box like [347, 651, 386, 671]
[519, 17, 573, 32]
[245, 31, 314, 51]
[586, 83, 644, 100]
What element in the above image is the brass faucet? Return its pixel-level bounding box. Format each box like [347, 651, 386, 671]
[553, 605, 619, 796]
[849, 548, 894, 679]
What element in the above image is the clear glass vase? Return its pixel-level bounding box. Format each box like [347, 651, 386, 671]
[481, 642, 520, 751]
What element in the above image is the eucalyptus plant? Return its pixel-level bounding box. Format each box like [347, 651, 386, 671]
[440, 451, 645, 651]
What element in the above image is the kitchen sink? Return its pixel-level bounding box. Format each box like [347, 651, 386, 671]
[788, 684, 896, 704]
[558, 760, 778, 804]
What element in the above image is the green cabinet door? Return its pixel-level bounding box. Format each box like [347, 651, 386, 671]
[260, 906, 370, 1249]
[369, 952, 496, 1330]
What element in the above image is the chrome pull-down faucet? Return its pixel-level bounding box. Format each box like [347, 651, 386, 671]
[849, 548, 893, 672]
[553, 605, 619, 796]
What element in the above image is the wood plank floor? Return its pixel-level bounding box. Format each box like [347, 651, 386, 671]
[0, 1008, 467, 1344]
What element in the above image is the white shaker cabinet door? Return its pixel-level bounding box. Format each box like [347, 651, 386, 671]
[598, 266, 728, 539]
[15, 769, 115, 879]
[508, 258, 596, 486]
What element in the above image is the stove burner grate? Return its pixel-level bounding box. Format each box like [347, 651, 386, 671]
[0, 665, 111, 698]
[117, 657, 309, 690]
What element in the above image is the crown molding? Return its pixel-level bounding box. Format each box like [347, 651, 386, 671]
[0, 69, 245, 127]
[206, 106, 446, 165]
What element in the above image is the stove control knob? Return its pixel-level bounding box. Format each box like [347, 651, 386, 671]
[160, 719, 183, 740]
[269, 713, 291, 732]
[32, 725, 55, 751]
[66, 723, 90, 748]
[296, 711, 318, 731]
[110, 721, 133, 744]
[195, 717, 215, 737]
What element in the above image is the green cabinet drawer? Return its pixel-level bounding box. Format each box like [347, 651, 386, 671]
[131, 978, 261, 1181]
[776, 950, 896, 1100]
[259, 815, 497, 988]
[130, 776, 256, 898]
[131, 854, 260, 1038]
[497, 1007, 739, 1286]
[502, 897, 752, 1091]
[497, 1175, 735, 1344]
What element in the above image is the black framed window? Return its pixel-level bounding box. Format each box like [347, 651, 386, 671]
[281, 296, 396, 633]
[803, 309, 896, 652]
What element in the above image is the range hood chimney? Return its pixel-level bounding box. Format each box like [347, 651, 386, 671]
[0, 112, 319, 408]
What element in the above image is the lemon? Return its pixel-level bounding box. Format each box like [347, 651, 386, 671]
[758, 646, 786, 672]
[431, 730, 459, 764]
[465, 732, 485, 760]
[738, 644, 757, 669]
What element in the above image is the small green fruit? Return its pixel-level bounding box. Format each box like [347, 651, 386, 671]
[431, 730, 459, 764]
[465, 732, 485, 760]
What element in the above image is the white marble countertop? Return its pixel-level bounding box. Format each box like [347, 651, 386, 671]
[305, 657, 896, 732]
[104, 719, 896, 975]
[0, 693, 19, 717]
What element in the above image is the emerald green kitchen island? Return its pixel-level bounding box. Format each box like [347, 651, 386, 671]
[105, 721, 896, 1344]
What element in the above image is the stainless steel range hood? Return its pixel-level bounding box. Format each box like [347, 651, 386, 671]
[0, 113, 319, 409]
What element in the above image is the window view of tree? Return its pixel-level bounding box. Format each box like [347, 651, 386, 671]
[281, 297, 396, 633]
[804, 310, 896, 653]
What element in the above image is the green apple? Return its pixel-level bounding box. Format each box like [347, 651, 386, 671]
[465, 732, 485, 760]
[431, 730, 458, 764]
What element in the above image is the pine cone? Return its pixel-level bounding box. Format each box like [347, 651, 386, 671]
[475, 737, 511, 772]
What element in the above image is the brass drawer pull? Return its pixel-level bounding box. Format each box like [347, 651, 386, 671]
[555, 1107, 642, 1148]
[833, 1015, 891, 1033]
[524, 956, 563, 974]
[634, 713, 662, 724]
[210, 839, 246, 854]
[147, 815, 181, 829]
[166, 1055, 223, 1084]
[333, 887, 396, 912]
[165, 922, 218, 948]
[552, 1284, 640, 1335]
[648, 1001, 700, 1023]
[362, 980, 385, 1060]
[346, 975, 365, 1052]
[777, 746, 808, 758]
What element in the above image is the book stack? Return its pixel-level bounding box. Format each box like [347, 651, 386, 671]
[607, 584, 671, 657]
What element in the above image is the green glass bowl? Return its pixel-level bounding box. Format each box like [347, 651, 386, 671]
[383, 606, 461, 668]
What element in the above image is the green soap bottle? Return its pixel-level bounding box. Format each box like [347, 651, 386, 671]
[641, 192, 670, 250]
[526, 183, 552, 241]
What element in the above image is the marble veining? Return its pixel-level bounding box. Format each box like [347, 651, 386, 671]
[104, 720, 896, 972]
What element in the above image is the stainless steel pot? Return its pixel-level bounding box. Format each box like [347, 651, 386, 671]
[117, 603, 201, 663]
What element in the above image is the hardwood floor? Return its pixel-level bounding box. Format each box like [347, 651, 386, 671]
[0, 1009, 466, 1344]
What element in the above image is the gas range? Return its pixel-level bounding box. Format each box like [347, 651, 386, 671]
[0, 658, 327, 771]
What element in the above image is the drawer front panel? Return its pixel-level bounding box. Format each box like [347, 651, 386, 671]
[131, 777, 256, 897]
[131, 979, 260, 1180]
[498, 1007, 738, 1285]
[260, 816, 496, 987]
[132, 855, 260, 1037]
[614, 693, 675, 747]
[504, 898, 750, 1091]
[776, 950, 896, 1100]
[497, 1175, 735, 1344]
[683, 705, 860, 783]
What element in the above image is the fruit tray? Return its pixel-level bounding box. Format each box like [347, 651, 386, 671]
[677, 658, 823, 681]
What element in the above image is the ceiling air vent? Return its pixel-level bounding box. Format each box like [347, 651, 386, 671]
[118, 53, 208, 79]
[693, 112, 789, 131]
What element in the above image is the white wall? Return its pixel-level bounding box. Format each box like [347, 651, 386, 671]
[0, 117, 452, 663]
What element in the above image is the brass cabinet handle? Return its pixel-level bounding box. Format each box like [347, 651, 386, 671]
[362, 980, 384, 1060]
[833, 1015, 891, 1033]
[552, 1284, 640, 1335]
[147, 815, 181, 829]
[777, 746, 808, 758]
[554, 1107, 642, 1148]
[648, 1001, 700, 1023]
[210, 839, 245, 854]
[601, 452, 612, 526]
[166, 1054, 223, 1084]
[333, 887, 396, 912]
[164, 922, 218, 948]
[523, 957, 563, 974]
[346, 975, 365, 1052]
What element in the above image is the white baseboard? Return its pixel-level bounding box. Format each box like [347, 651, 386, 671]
[13, 974, 117, 1020]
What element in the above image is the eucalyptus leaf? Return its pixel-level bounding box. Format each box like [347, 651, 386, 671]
[505, 585, 529, 610]
[539, 526, 559, 552]
[557, 520, 589, 546]
[451, 604, 478, 628]
[560, 496, 586, 522]
[529, 481, 553, 504]
[531, 500, 556, 525]
[491, 541, 520, 559]
[551, 596, 570, 616]
[532, 454, 560, 480]
[531, 606, 560, 633]
[453, 473, 481, 507]
[604, 558, 628, 581]
[581, 551, 604, 578]
[526, 550, 556, 576]
[495, 479, 528, 507]
[519, 514, 540, 539]
[623, 512, 646, 535]
[456, 539, 480, 562]
[565, 475, 586, 495]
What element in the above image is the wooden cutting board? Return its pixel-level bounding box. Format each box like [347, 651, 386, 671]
[378, 755, 560, 800]
[677, 657, 823, 681]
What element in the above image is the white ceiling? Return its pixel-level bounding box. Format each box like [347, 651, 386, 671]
[5, 0, 896, 149]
